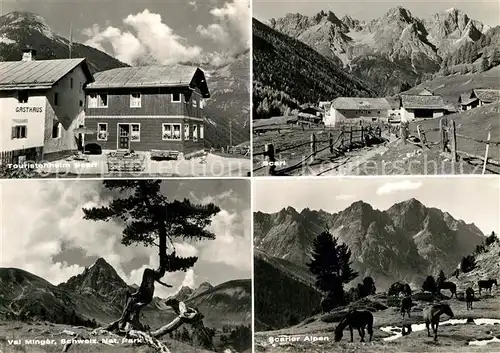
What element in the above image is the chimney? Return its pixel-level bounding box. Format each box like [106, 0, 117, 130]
[22, 49, 37, 61]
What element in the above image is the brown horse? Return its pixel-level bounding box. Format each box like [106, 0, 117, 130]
[438, 281, 457, 298]
[423, 303, 454, 341]
[478, 279, 498, 296]
[465, 287, 474, 310]
[334, 310, 374, 342]
[400, 296, 412, 318]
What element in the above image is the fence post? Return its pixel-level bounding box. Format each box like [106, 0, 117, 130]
[340, 126, 345, 147]
[400, 122, 408, 144]
[264, 143, 276, 176]
[417, 125, 423, 144]
[440, 118, 448, 152]
[329, 133, 334, 154]
[310, 133, 316, 163]
[482, 132, 491, 175]
[361, 127, 365, 146]
[450, 120, 457, 162]
[349, 126, 353, 146]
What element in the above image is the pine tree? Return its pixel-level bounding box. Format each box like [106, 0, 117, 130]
[481, 55, 490, 72]
[307, 231, 358, 305]
[83, 180, 220, 331]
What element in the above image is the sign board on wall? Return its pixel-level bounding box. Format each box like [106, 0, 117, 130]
[15, 107, 43, 113]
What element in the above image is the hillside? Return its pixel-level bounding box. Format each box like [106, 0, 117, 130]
[254, 250, 322, 331]
[252, 18, 374, 120]
[0, 11, 250, 148]
[267, 7, 500, 95]
[254, 199, 486, 289]
[0, 258, 251, 351]
[404, 65, 500, 103]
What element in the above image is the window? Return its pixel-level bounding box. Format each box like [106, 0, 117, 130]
[171, 92, 181, 102]
[97, 123, 108, 141]
[192, 124, 198, 142]
[52, 121, 61, 139]
[18, 91, 29, 103]
[70, 78, 74, 89]
[184, 123, 190, 140]
[88, 93, 108, 108]
[79, 100, 83, 107]
[192, 98, 197, 108]
[130, 93, 141, 108]
[54, 93, 59, 106]
[162, 123, 181, 140]
[199, 124, 204, 139]
[130, 123, 140, 141]
[11, 125, 27, 139]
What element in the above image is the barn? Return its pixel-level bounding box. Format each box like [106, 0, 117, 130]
[0, 49, 93, 165]
[326, 98, 393, 126]
[84, 64, 210, 159]
[471, 89, 500, 106]
[400, 94, 446, 122]
[458, 92, 480, 111]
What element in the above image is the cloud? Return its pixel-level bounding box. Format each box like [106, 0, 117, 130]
[83, 9, 202, 65]
[336, 194, 356, 200]
[82, 0, 249, 66]
[376, 180, 423, 195]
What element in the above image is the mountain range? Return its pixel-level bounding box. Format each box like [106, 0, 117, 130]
[253, 18, 374, 119]
[254, 198, 487, 330]
[254, 198, 485, 289]
[0, 11, 249, 147]
[259, 6, 500, 101]
[0, 258, 251, 331]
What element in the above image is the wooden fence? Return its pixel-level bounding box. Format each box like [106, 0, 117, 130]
[404, 118, 499, 173]
[253, 126, 382, 175]
[219, 145, 250, 157]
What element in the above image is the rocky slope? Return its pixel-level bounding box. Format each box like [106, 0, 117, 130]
[252, 18, 374, 119]
[267, 7, 500, 95]
[0, 11, 249, 147]
[254, 199, 485, 289]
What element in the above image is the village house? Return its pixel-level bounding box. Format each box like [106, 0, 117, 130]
[399, 92, 446, 122]
[84, 64, 209, 159]
[298, 106, 324, 125]
[325, 97, 394, 126]
[0, 49, 93, 165]
[458, 92, 480, 111]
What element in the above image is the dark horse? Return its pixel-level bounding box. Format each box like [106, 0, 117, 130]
[478, 279, 498, 296]
[439, 281, 457, 298]
[423, 303, 454, 341]
[400, 296, 412, 318]
[388, 281, 412, 296]
[334, 310, 374, 342]
[465, 287, 474, 310]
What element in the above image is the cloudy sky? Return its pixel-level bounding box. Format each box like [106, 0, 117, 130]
[254, 177, 500, 235]
[1, 0, 250, 66]
[0, 179, 251, 298]
[254, 0, 499, 27]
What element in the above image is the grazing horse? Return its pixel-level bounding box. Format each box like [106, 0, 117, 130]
[478, 279, 498, 296]
[423, 303, 454, 341]
[334, 310, 374, 342]
[439, 281, 457, 298]
[400, 296, 412, 318]
[388, 281, 411, 297]
[465, 287, 474, 310]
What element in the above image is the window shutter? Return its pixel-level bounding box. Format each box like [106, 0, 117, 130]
[11, 126, 16, 139]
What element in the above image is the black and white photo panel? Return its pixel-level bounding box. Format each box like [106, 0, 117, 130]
[0, 179, 252, 353]
[253, 176, 500, 352]
[251, 0, 499, 176]
[0, 0, 251, 178]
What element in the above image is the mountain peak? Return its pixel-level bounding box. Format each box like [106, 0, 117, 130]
[384, 6, 414, 22]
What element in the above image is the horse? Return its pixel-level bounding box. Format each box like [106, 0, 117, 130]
[334, 310, 374, 342]
[465, 287, 474, 310]
[439, 281, 457, 298]
[423, 303, 454, 341]
[388, 281, 411, 297]
[400, 296, 412, 318]
[478, 279, 498, 296]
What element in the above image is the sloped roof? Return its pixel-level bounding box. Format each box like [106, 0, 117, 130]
[401, 94, 445, 109]
[332, 97, 391, 110]
[472, 89, 500, 103]
[0, 58, 93, 90]
[385, 97, 401, 109]
[87, 65, 210, 97]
